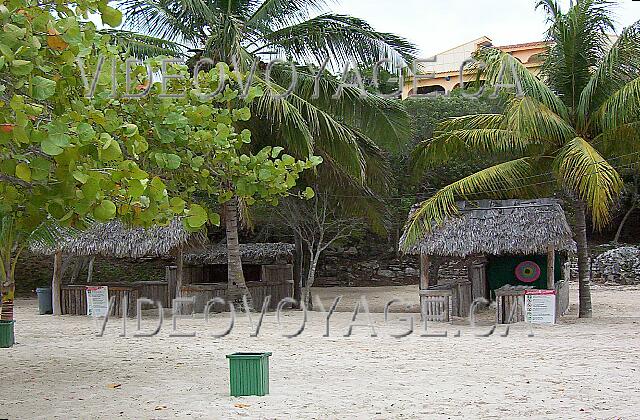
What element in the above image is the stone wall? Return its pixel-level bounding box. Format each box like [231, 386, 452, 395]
[315, 245, 420, 287]
[433, 257, 480, 286]
[591, 246, 640, 285]
[314, 246, 482, 288]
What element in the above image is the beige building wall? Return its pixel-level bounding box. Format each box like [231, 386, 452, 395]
[402, 37, 549, 99]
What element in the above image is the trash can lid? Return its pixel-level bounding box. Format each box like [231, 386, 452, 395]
[226, 352, 272, 359]
[36, 287, 52, 292]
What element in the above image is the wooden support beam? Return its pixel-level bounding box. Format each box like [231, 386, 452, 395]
[420, 254, 430, 291]
[86, 256, 95, 283]
[52, 250, 63, 316]
[547, 245, 555, 290]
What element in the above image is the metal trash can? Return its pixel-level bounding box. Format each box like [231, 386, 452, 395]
[226, 352, 272, 396]
[35, 287, 53, 315]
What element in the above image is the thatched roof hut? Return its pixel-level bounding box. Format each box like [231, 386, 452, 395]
[31, 218, 205, 258]
[400, 198, 576, 258]
[185, 243, 295, 265]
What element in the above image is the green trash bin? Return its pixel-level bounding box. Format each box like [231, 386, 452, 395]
[226, 352, 272, 397]
[0, 320, 15, 348]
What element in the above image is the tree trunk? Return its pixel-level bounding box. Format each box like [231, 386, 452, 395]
[0, 267, 14, 321]
[293, 232, 303, 309]
[302, 254, 319, 311]
[614, 203, 636, 244]
[52, 250, 63, 316]
[224, 196, 253, 309]
[301, 244, 311, 309]
[574, 200, 592, 318]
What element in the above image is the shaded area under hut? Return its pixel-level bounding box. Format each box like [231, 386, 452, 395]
[400, 199, 576, 323]
[31, 219, 205, 316]
[31, 221, 296, 316]
[178, 243, 295, 313]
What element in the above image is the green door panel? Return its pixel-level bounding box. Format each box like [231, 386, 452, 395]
[486, 253, 563, 299]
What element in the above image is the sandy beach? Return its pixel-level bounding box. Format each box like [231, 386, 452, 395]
[2, 283, 640, 419]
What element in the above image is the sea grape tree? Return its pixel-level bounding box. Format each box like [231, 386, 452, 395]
[0, 0, 321, 320]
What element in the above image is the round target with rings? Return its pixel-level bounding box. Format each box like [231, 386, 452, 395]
[515, 261, 541, 283]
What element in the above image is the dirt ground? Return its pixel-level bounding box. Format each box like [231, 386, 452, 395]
[2, 283, 640, 419]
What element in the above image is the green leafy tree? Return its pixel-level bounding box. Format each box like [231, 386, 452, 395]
[404, 0, 640, 318]
[0, 0, 319, 319]
[98, 59, 321, 302]
[115, 0, 416, 295]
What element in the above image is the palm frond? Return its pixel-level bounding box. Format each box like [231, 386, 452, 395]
[312, 152, 389, 234]
[596, 75, 640, 134]
[350, 127, 393, 193]
[553, 137, 623, 228]
[99, 29, 186, 59]
[476, 47, 569, 120]
[504, 96, 577, 146]
[593, 121, 640, 157]
[411, 129, 532, 174]
[251, 74, 366, 182]
[257, 14, 417, 67]
[535, 0, 563, 22]
[268, 65, 411, 151]
[246, 0, 327, 29]
[116, 0, 218, 46]
[538, 0, 616, 109]
[579, 20, 640, 129]
[401, 157, 548, 251]
[435, 114, 505, 132]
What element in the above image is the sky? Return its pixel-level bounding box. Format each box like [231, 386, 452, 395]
[332, 0, 640, 57]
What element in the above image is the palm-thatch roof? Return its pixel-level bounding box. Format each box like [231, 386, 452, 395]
[400, 199, 576, 257]
[31, 218, 205, 258]
[185, 243, 295, 265]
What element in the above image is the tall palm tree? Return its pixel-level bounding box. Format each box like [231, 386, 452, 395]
[404, 0, 640, 318]
[114, 0, 415, 304]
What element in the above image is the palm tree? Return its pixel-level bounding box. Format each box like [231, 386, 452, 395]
[404, 0, 640, 318]
[0, 215, 61, 321]
[114, 0, 415, 305]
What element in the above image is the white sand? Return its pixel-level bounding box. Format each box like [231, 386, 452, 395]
[3, 283, 640, 419]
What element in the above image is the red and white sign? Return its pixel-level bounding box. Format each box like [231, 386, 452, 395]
[525, 289, 556, 325]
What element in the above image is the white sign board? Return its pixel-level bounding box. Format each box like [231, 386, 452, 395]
[525, 290, 556, 325]
[86, 286, 109, 317]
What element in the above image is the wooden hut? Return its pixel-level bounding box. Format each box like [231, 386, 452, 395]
[31, 219, 204, 316]
[399, 199, 576, 323]
[178, 243, 295, 313]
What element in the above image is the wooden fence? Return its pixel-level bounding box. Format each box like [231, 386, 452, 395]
[420, 289, 452, 322]
[451, 281, 472, 317]
[180, 280, 294, 313]
[495, 285, 531, 324]
[495, 282, 570, 324]
[61, 284, 140, 317]
[135, 281, 171, 308]
[60, 281, 171, 317]
[419, 281, 472, 322]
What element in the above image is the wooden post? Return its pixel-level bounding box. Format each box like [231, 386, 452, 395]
[420, 254, 430, 290]
[175, 246, 184, 299]
[86, 256, 95, 283]
[547, 245, 555, 290]
[52, 250, 63, 316]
